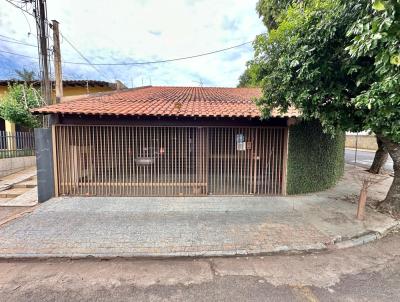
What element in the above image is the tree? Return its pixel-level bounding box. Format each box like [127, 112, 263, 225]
[0, 83, 43, 128]
[14, 68, 37, 82]
[256, 0, 297, 29]
[250, 0, 400, 213]
[237, 60, 264, 87]
[346, 0, 399, 211]
[368, 137, 389, 174]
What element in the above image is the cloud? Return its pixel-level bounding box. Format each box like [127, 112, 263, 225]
[221, 16, 240, 32]
[0, 0, 264, 87]
[148, 30, 162, 36]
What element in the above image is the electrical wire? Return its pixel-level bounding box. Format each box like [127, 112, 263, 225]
[0, 34, 262, 66]
[4, 0, 111, 81]
[0, 49, 36, 59]
[0, 33, 30, 42]
[4, 0, 36, 18]
[58, 37, 262, 66]
[3, 0, 263, 78]
[0, 37, 37, 47]
[60, 33, 112, 81]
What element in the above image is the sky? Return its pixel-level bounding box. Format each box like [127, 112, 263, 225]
[0, 0, 265, 87]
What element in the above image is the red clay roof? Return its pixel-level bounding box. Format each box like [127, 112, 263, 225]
[32, 86, 299, 119]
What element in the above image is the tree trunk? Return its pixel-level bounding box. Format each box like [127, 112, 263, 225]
[356, 180, 368, 220]
[377, 135, 400, 214]
[368, 137, 388, 174]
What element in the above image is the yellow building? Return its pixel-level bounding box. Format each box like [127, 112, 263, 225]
[0, 80, 126, 132]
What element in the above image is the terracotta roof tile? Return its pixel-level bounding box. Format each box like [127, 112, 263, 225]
[32, 86, 300, 119]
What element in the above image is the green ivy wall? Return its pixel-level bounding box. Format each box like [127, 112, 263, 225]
[286, 120, 345, 195]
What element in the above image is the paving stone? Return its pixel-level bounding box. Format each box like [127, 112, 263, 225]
[0, 165, 396, 258]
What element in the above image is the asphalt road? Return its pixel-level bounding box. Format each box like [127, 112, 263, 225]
[345, 148, 394, 172]
[1, 231, 400, 301]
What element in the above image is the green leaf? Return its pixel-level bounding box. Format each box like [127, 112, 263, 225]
[372, 0, 385, 11]
[390, 54, 400, 66]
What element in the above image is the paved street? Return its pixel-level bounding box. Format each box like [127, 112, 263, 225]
[345, 148, 394, 172]
[0, 231, 400, 301]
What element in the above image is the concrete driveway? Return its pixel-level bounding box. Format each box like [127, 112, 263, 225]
[0, 165, 397, 258]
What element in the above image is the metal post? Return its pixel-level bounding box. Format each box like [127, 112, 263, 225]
[355, 133, 359, 164]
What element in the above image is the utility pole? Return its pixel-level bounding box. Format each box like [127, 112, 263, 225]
[34, 0, 51, 107]
[51, 20, 63, 104]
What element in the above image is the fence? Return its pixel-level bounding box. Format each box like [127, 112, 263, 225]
[53, 125, 287, 197]
[0, 131, 35, 159]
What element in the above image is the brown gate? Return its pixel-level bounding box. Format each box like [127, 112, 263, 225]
[53, 125, 287, 196]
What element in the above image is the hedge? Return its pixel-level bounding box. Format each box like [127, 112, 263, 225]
[286, 120, 345, 194]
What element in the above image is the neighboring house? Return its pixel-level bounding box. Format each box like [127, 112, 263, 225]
[32, 86, 345, 201]
[0, 79, 126, 134]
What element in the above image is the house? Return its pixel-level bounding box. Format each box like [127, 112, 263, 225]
[32, 86, 345, 201]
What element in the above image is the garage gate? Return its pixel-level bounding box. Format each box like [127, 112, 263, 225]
[53, 125, 288, 196]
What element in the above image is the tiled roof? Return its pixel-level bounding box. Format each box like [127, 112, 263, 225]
[32, 86, 299, 119]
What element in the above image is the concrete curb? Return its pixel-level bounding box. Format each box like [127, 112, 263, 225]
[0, 244, 328, 260]
[1, 223, 399, 260]
[332, 221, 400, 250]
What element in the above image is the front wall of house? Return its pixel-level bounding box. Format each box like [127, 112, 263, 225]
[50, 115, 289, 197]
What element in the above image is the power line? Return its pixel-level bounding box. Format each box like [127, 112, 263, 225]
[3, 0, 263, 75]
[4, 0, 35, 18]
[0, 37, 37, 47]
[5, 0, 110, 82]
[0, 33, 31, 43]
[0, 48, 37, 59]
[60, 33, 111, 81]
[0, 34, 262, 66]
[59, 37, 262, 66]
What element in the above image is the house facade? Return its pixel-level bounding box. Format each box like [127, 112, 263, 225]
[33, 86, 345, 200]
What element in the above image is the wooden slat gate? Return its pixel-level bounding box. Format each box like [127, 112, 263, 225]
[53, 125, 287, 196]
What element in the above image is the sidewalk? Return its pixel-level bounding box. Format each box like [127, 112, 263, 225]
[345, 147, 376, 152]
[0, 167, 37, 207]
[0, 165, 397, 259]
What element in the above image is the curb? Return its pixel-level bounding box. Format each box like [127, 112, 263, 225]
[0, 225, 398, 260]
[333, 232, 380, 249]
[332, 221, 400, 250]
[0, 244, 328, 260]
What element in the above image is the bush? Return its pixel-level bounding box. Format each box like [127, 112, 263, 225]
[286, 120, 345, 194]
[0, 83, 43, 128]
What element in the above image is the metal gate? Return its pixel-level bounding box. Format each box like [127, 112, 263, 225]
[53, 125, 287, 196]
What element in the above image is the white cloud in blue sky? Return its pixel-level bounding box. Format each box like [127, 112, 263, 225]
[0, 0, 264, 87]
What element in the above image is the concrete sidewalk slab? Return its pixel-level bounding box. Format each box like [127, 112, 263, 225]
[0, 167, 36, 193]
[0, 187, 38, 207]
[0, 165, 397, 258]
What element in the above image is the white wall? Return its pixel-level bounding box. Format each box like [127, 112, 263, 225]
[0, 156, 36, 177]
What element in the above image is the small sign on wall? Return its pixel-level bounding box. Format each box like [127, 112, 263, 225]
[236, 133, 246, 151]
